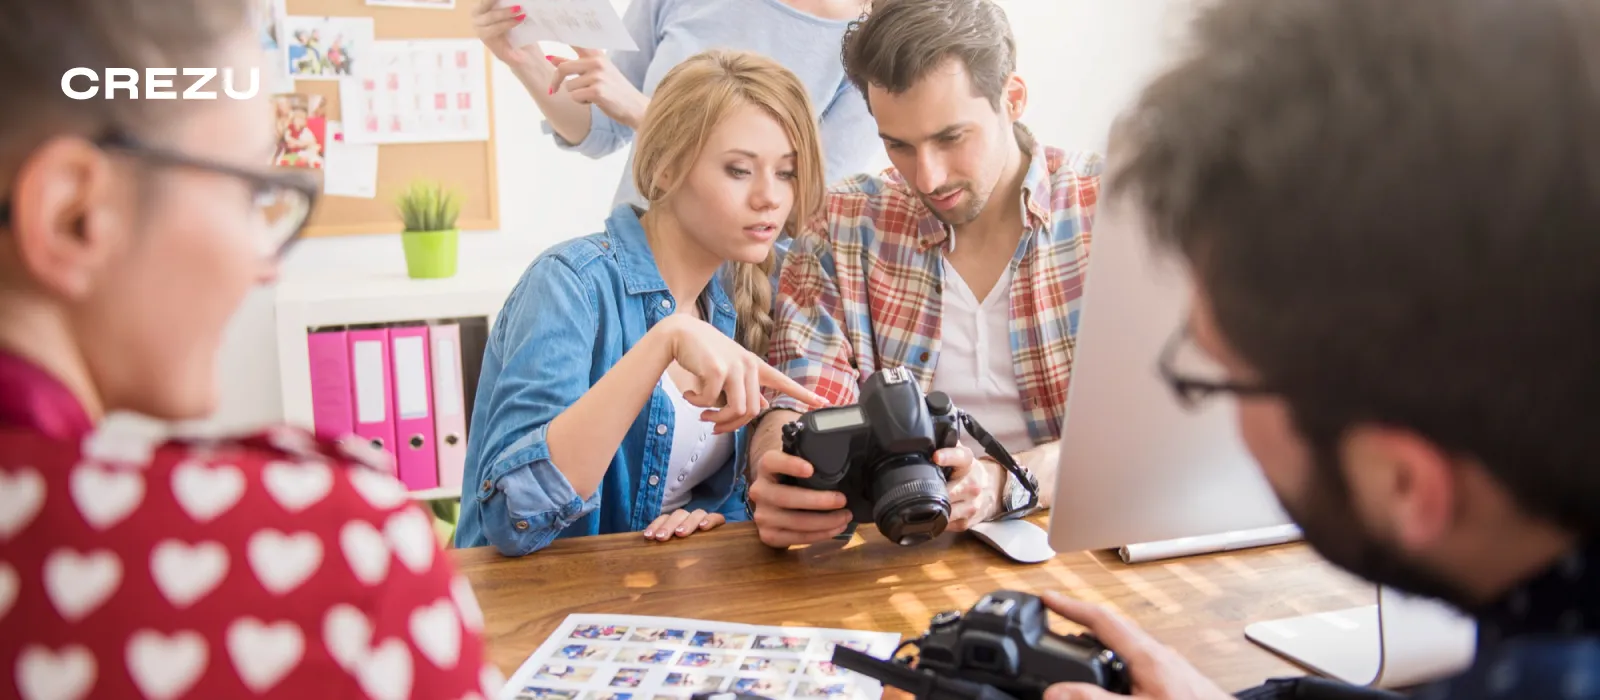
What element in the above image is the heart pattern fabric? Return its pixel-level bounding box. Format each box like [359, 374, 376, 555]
[2, 426, 489, 698]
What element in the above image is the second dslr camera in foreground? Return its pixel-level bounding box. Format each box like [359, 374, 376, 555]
[832, 589, 1131, 699]
[779, 367, 1042, 546]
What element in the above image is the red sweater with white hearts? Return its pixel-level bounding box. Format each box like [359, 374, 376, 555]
[0, 351, 502, 700]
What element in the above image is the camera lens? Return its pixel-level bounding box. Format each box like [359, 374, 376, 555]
[870, 456, 951, 545]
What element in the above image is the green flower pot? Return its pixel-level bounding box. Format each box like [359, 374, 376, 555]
[401, 229, 459, 279]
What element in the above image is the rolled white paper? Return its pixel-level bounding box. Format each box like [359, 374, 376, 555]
[1117, 524, 1304, 564]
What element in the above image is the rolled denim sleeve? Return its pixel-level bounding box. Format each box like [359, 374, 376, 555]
[472, 256, 604, 556]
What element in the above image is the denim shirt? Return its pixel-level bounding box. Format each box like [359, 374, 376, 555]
[454, 204, 750, 556]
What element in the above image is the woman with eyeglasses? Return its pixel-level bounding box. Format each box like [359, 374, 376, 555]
[0, 1, 496, 697]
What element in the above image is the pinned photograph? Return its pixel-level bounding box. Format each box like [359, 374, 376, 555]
[610, 669, 648, 688]
[557, 644, 613, 662]
[254, 0, 284, 51]
[663, 672, 726, 692]
[614, 647, 677, 665]
[572, 624, 629, 641]
[519, 689, 582, 700]
[752, 635, 810, 653]
[688, 631, 750, 650]
[733, 677, 791, 696]
[677, 652, 737, 669]
[271, 93, 326, 169]
[738, 657, 799, 674]
[629, 628, 689, 644]
[283, 15, 373, 79]
[587, 694, 633, 700]
[252, 0, 293, 92]
[534, 664, 598, 683]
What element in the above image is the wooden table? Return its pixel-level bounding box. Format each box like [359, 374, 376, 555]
[454, 519, 1372, 694]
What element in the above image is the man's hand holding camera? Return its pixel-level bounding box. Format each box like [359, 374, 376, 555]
[745, 368, 1021, 548]
[948, 454, 1007, 531]
[1038, 592, 1231, 700]
[748, 441, 1000, 547]
[747, 448, 854, 547]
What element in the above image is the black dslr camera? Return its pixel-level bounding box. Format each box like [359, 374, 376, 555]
[780, 367, 962, 545]
[831, 590, 1131, 700]
[779, 367, 1042, 546]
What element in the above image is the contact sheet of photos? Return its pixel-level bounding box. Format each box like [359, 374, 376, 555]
[500, 615, 902, 700]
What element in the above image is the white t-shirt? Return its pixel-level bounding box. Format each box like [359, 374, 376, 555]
[659, 371, 735, 514]
[929, 259, 1034, 457]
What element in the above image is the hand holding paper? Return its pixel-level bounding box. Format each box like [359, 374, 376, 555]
[473, 0, 539, 69]
[546, 47, 650, 129]
[499, 0, 639, 52]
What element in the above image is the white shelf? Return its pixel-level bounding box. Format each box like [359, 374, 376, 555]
[410, 486, 464, 501]
[275, 273, 520, 428]
[274, 229, 546, 501]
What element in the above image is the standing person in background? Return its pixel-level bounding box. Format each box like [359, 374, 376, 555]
[472, 0, 885, 210]
[0, 0, 495, 696]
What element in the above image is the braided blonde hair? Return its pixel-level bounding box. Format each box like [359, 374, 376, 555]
[631, 49, 825, 357]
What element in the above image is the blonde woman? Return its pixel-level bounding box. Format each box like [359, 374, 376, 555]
[456, 49, 829, 556]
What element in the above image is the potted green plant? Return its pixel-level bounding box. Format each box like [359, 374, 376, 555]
[396, 178, 462, 279]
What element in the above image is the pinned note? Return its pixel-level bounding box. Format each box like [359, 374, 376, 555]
[323, 121, 380, 198]
[501, 0, 638, 52]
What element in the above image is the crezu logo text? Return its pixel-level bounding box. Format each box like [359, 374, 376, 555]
[62, 68, 261, 100]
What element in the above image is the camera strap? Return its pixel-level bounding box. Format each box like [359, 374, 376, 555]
[955, 411, 1042, 519]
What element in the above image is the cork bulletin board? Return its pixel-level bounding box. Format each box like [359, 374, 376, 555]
[282, 0, 500, 237]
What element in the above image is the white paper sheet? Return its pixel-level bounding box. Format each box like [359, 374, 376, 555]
[500, 614, 901, 700]
[283, 15, 375, 81]
[339, 39, 491, 144]
[322, 121, 380, 198]
[501, 0, 639, 51]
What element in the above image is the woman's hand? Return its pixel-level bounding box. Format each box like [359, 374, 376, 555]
[472, 0, 540, 70]
[643, 509, 726, 541]
[547, 48, 651, 130]
[664, 316, 828, 434]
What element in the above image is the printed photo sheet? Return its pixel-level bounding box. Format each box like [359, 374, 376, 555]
[500, 614, 902, 700]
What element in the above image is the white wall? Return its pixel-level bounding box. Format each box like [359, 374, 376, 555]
[162, 0, 1192, 438]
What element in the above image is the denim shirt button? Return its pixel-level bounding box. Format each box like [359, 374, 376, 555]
[648, 475, 660, 486]
[656, 424, 668, 435]
[515, 520, 530, 530]
[481, 479, 492, 492]
[660, 299, 672, 309]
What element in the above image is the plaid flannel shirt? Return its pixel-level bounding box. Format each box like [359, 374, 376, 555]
[767, 124, 1103, 447]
